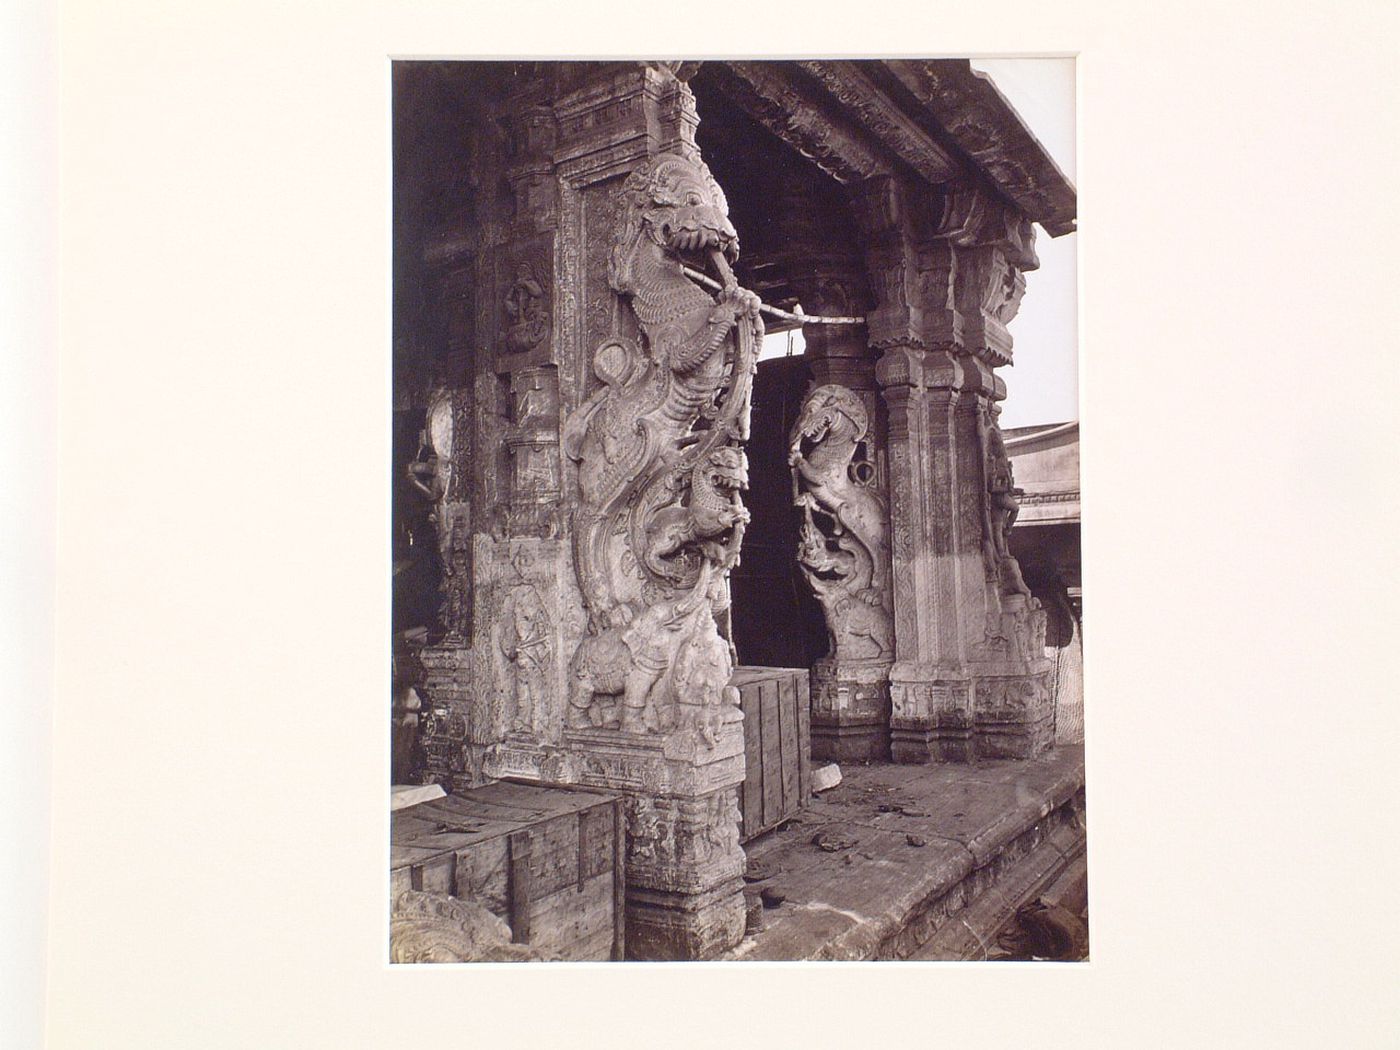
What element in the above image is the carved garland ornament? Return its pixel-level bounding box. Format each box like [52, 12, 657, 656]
[561, 152, 763, 745]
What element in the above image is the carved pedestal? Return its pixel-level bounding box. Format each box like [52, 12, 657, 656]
[571, 729, 747, 960]
[810, 657, 892, 762]
[462, 721, 747, 959]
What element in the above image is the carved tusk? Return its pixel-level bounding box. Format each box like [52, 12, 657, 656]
[707, 247, 737, 292]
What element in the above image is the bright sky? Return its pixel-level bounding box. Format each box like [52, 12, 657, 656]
[758, 58, 1078, 428]
[972, 58, 1077, 428]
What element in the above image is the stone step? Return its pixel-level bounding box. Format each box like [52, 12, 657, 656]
[721, 745, 1086, 961]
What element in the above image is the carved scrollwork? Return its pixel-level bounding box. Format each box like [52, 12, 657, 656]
[390, 890, 549, 963]
[789, 384, 894, 663]
[560, 152, 762, 744]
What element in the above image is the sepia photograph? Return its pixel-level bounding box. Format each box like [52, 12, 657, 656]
[22, 1, 1400, 1046]
[389, 58, 1084, 962]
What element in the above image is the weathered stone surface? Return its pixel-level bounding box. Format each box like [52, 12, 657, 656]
[791, 384, 893, 662]
[724, 745, 1085, 960]
[390, 891, 550, 963]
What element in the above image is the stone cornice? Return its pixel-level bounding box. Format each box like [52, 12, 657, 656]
[1018, 490, 1080, 505]
[879, 60, 1077, 237]
[792, 61, 961, 187]
[703, 61, 893, 185]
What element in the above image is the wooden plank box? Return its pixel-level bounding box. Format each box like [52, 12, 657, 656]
[733, 666, 811, 842]
[391, 780, 625, 961]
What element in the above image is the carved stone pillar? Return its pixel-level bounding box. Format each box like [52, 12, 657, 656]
[861, 177, 1054, 762]
[786, 262, 893, 762]
[464, 63, 750, 959]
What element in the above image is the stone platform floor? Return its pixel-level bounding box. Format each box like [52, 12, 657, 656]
[722, 745, 1087, 961]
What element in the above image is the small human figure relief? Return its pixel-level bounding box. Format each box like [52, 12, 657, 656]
[789, 384, 894, 662]
[499, 582, 552, 734]
[626, 797, 677, 867]
[977, 404, 1032, 598]
[512, 443, 558, 499]
[560, 151, 762, 744]
[503, 262, 549, 353]
[699, 790, 743, 863]
[512, 370, 553, 426]
[406, 429, 446, 505]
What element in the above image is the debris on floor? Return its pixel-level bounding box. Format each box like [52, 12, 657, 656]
[811, 763, 842, 793]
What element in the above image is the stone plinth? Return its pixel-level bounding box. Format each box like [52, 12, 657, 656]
[441, 717, 748, 960]
[810, 657, 892, 762]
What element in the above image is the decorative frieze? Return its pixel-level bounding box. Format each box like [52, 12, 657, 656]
[793, 60, 960, 186]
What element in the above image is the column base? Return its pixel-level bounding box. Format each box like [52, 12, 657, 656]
[811, 719, 891, 763]
[624, 877, 746, 960]
[810, 658, 892, 764]
[890, 725, 976, 764]
[888, 665, 1054, 764]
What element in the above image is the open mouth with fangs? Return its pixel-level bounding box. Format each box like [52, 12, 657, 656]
[662, 220, 739, 278]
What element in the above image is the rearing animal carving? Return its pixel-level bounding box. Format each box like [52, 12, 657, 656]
[789, 384, 893, 662]
[643, 445, 750, 579]
[562, 152, 762, 739]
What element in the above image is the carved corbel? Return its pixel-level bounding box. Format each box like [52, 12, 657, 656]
[935, 185, 1038, 366]
[880, 59, 1077, 237]
[851, 175, 926, 352]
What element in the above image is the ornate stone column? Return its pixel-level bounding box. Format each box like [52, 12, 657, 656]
[861, 176, 1054, 762]
[458, 63, 752, 959]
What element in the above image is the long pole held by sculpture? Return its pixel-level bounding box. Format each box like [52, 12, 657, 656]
[683, 262, 866, 326]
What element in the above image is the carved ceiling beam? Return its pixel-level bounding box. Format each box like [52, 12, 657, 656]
[880, 60, 1077, 237]
[704, 61, 893, 185]
[793, 60, 961, 188]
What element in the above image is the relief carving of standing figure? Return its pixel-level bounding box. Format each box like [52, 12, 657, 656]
[978, 405, 1031, 598]
[500, 583, 552, 734]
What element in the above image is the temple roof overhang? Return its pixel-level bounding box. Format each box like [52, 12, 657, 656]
[699, 59, 1077, 237]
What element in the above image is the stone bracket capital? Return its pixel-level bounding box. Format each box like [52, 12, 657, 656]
[875, 346, 965, 393]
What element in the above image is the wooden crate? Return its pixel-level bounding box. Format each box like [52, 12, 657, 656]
[391, 780, 624, 961]
[733, 666, 811, 842]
